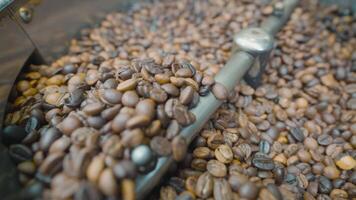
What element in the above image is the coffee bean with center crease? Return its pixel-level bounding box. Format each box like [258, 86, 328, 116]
[207, 159, 227, 177]
[195, 172, 213, 198]
[173, 104, 195, 126]
[82, 103, 105, 116]
[172, 136, 187, 161]
[319, 176, 332, 194]
[289, 127, 305, 142]
[161, 84, 180, 97]
[63, 148, 91, 178]
[214, 178, 233, 200]
[9, 144, 33, 164]
[150, 136, 172, 156]
[65, 89, 85, 108]
[317, 133, 333, 146]
[101, 89, 122, 104]
[166, 120, 180, 139]
[239, 181, 259, 199]
[252, 152, 275, 170]
[38, 152, 64, 177]
[57, 115, 82, 136]
[179, 86, 194, 105]
[2, 125, 28, 145]
[25, 116, 41, 134]
[150, 87, 168, 103]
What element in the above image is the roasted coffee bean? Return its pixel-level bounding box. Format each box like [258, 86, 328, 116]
[121, 128, 144, 148]
[49, 136, 71, 153]
[259, 140, 271, 154]
[86, 154, 105, 183]
[121, 91, 139, 107]
[2, 125, 28, 145]
[195, 172, 213, 198]
[63, 148, 91, 178]
[149, 88, 168, 103]
[40, 127, 61, 151]
[214, 178, 233, 200]
[252, 153, 275, 170]
[212, 82, 228, 100]
[173, 105, 195, 126]
[319, 176, 333, 194]
[273, 167, 285, 185]
[166, 120, 180, 139]
[87, 116, 106, 129]
[113, 160, 137, 179]
[126, 115, 151, 128]
[179, 86, 194, 105]
[317, 134, 333, 146]
[57, 115, 82, 136]
[172, 136, 187, 161]
[65, 89, 85, 108]
[83, 103, 105, 116]
[229, 173, 248, 191]
[38, 152, 64, 176]
[74, 181, 103, 200]
[150, 136, 172, 156]
[289, 127, 305, 142]
[98, 168, 118, 196]
[117, 78, 137, 92]
[9, 144, 33, 164]
[215, 144, 233, 164]
[207, 160, 227, 177]
[101, 89, 122, 104]
[136, 99, 156, 120]
[239, 182, 259, 199]
[161, 84, 180, 97]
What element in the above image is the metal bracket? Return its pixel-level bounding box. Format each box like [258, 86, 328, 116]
[233, 27, 274, 88]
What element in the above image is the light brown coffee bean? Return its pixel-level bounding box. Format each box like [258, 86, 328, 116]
[172, 136, 187, 161]
[214, 178, 233, 200]
[207, 160, 227, 177]
[126, 115, 151, 128]
[57, 115, 83, 136]
[117, 78, 137, 92]
[98, 168, 118, 196]
[86, 154, 105, 183]
[121, 90, 139, 107]
[150, 136, 172, 156]
[122, 179, 135, 200]
[215, 144, 233, 164]
[83, 103, 105, 116]
[39, 152, 64, 176]
[136, 99, 156, 120]
[161, 84, 180, 97]
[195, 172, 213, 198]
[212, 82, 228, 100]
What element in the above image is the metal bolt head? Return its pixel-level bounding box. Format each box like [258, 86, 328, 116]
[19, 7, 33, 23]
[233, 27, 273, 56]
[131, 145, 154, 166]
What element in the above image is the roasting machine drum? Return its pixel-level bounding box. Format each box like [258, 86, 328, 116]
[0, 0, 354, 199]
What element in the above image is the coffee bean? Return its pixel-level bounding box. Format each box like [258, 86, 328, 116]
[289, 127, 305, 142]
[175, 68, 193, 78]
[2, 125, 28, 145]
[86, 154, 105, 183]
[87, 116, 106, 129]
[317, 134, 333, 146]
[82, 103, 105, 116]
[74, 181, 103, 200]
[319, 176, 332, 194]
[166, 120, 180, 139]
[126, 115, 151, 128]
[215, 144, 233, 164]
[63, 148, 91, 178]
[229, 173, 248, 191]
[113, 160, 137, 179]
[212, 82, 228, 100]
[65, 89, 85, 108]
[207, 160, 226, 177]
[239, 182, 258, 199]
[173, 105, 195, 126]
[57, 115, 82, 136]
[121, 128, 144, 147]
[49, 136, 71, 153]
[38, 152, 64, 176]
[117, 78, 137, 92]
[259, 140, 271, 154]
[9, 144, 33, 164]
[98, 168, 118, 196]
[172, 136, 187, 161]
[252, 153, 275, 170]
[214, 178, 233, 200]
[121, 90, 139, 107]
[40, 127, 61, 151]
[150, 136, 172, 156]
[136, 99, 156, 120]
[161, 84, 180, 97]
[101, 89, 122, 104]
[195, 172, 213, 198]
[179, 86, 194, 105]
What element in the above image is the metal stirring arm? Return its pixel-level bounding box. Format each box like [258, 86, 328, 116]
[134, 0, 299, 199]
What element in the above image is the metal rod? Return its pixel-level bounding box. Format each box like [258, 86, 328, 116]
[135, 0, 299, 199]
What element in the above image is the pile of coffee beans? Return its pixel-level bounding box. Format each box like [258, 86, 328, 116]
[155, 3, 356, 200]
[2, 0, 266, 199]
[2, 0, 355, 199]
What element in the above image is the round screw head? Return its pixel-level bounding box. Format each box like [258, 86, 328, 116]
[233, 27, 273, 55]
[131, 145, 154, 166]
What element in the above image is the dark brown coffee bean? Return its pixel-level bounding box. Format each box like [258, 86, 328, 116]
[173, 105, 195, 126]
[112, 113, 131, 133]
[9, 144, 33, 164]
[166, 120, 180, 139]
[101, 105, 121, 120]
[2, 125, 28, 145]
[195, 172, 213, 198]
[150, 136, 172, 156]
[212, 82, 228, 100]
[252, 153, 275, 170]
[289, 127, 305, 142]
[179, 86, 194, 105]
[122, 90, 139, 107]
[87, 116, 106, 129]
[102, 135, 123, 158]
[172, 136, 187, 161]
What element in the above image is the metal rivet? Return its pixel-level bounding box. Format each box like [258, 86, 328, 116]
[131, 145, 154, 167]
[19, 7, 33, 23]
